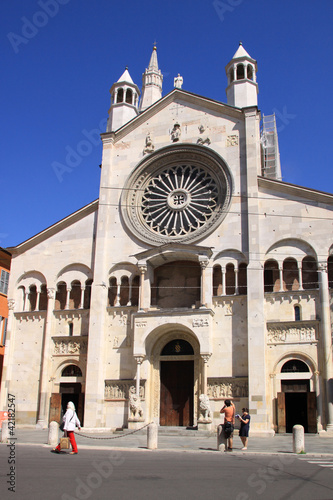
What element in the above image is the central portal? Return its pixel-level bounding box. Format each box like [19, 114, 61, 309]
[160, 360, 194, 426]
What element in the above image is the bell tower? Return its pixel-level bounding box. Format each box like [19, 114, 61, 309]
[107, 68, 140, 132]
[139, 46, 163, 112]
[225, 43, 258, 108]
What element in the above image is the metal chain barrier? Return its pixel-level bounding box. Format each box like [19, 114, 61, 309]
[73, 422, 152, 440]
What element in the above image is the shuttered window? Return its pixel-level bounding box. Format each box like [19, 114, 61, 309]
[0, 270, 9, 295]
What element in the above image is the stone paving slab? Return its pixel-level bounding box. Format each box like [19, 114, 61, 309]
[1, 428, 333, 456]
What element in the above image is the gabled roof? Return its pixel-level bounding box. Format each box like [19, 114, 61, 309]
[7, 199, 99, 255]
[102, 87, 246, 143]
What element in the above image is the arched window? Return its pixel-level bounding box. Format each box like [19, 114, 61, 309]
[225, 263, 235, 295]
[28, 285, 37, 311]
[120, 276, 129, 306]
[69, 280, 81, 309]
[161, 339, 194, 355]
[229, 68, 234, 83]
[125, 88, 133, 104]
[302, 256, 318, 290]
[84, 279, 93, 309]
[55, 282, 67, 310]
[281, 360, 309, 373]
[264, 260, 279, 292]
[213, 265, 222, 296]
[116, 88, 123, 103]
[39, 284, 48, 311]
[236, 64, 245, 80]
[247, 65, 253, 80]
[131, 275, 140, 307]
[238, 263, 247, 295]
[69, 322, 74, 336]
[328, 255, 333, 288]
[108, 277, 117, 307]
[283, 258, 299, 291]
[294, 305, 301, 321]
[61, 365, 82, 377]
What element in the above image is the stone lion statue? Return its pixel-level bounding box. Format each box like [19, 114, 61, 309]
[129, 393, 143, 419]
[199, 394, 212, 420]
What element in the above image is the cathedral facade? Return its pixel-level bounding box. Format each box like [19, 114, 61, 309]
[1, 45, 333, 435]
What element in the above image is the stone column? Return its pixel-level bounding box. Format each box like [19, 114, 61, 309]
[201, 354, 211, 395]
[36, 290, 41, 311]
[234, 268, 239, 295]
[222, 267, 226, 296]
[36, 288, 56, 428]
[134, 355, 144, 396]
[115, 280, 121, 307]
[314, 370, 323, 432]
[279, 266, 284, 292]
[24, 290, 29, 312]
[138, 264, 147, 312]
[298, 263, 303, 290]
[127, 278, 133, 306]
[65, 287, 70, 310]
[318, 263, 333, 431]
[199, 257, 209, 308]
[79, 285, 85, 309]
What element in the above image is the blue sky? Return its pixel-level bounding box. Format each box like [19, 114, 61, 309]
[1, 0, 333, 247]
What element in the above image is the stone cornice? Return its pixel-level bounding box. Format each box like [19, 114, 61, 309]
[258, 176, 333, 204]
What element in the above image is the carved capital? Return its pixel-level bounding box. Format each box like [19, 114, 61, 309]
[201, 353, 212, 363]
[138, 263, 147, 274]
[134, 355, 145, 365]
[7, 299, 15, 310]
[198, 256, 209, 269]
[47, 288, 55, 299]
[318, 262, 327, 273]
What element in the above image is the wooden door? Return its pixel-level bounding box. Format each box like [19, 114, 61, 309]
[277, 392, 286, 433]
[160, 361, 194, 427]
[307, 392, 317, 433]
[49, 393, 62, 424]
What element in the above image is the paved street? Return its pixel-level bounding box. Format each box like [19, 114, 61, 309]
[1, 443, 333, 500]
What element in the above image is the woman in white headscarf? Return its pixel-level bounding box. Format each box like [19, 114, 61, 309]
[53, 401, 81, 454]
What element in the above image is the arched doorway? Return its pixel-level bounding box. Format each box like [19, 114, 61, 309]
[276, 358, 316, 433]
[159, 339, 194, 427]
[49, 364, 85, 426]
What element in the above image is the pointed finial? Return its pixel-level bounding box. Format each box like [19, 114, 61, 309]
[125, 66, 128, 70]
[239, 41, 242, 46]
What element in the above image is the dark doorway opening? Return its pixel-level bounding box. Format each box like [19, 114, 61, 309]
[160, 360, 194, 427]
[285, 392, 308, 433]
[281, 380, 310, 433]
[59, 383, 84, 426]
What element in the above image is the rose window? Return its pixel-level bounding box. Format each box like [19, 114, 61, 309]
[121, 145, 232, 246]
[141, 165, 218, 237]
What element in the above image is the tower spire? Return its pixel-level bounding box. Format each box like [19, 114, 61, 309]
[139, 46, 163, 112]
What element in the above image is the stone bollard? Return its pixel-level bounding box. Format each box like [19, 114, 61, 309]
[48, 421, 59, 447]
[293, 424, 305, 453]
[1, 420, 9, 443]
[217, 424, 227, 452]
[147, 422, 158, 450]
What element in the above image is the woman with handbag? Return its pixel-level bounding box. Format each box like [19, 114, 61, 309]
[52, 401, 81, 454]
